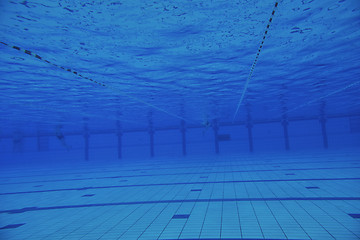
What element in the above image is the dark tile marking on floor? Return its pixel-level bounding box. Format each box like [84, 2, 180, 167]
[191, 189, 202, 192]
[7, 207, 37, 214]
[82, 194, 95, 197]
[172, 214, 190, 219]
[348, 213, 360, 219]
[200, 176, 208, 178]
[1, 197, 360, 214]
[1, 177, 360, 196]
[285, 173, 295, 175]
[306, 187, 320, 189]
[2, 166, 360, 186]
[33, 185, 43, 187]
[0, 223, 25, 230]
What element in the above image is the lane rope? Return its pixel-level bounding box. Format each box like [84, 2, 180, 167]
[277, 80, 360, 118]
[232, 1, 279, 122]
[0, 41, 198, 124]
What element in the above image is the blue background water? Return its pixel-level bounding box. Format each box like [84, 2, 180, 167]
[1, 2, 360, 239]
[0, 0, 359, 161]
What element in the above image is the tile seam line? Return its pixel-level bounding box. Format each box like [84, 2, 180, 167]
[159, 238, 306, 240]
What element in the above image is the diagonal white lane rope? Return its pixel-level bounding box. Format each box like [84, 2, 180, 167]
[232, 1, 279, 122]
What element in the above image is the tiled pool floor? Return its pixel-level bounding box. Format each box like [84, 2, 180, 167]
[0, 152, 359, 239]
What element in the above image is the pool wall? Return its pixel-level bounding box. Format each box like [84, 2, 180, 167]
[1, 116, 359, 163]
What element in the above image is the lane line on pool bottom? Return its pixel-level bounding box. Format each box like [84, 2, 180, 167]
[1, 197, 360, 214]
[1, 158, 356, 180]
[1, 165, 359, 186]
[0, 177, 359, 196]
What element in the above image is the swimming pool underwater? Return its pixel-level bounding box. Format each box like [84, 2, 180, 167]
[0, 151, 360, 240]
[1, 0, 360, 239]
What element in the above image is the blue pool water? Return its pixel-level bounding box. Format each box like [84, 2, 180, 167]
[0, 0, 360, 239]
